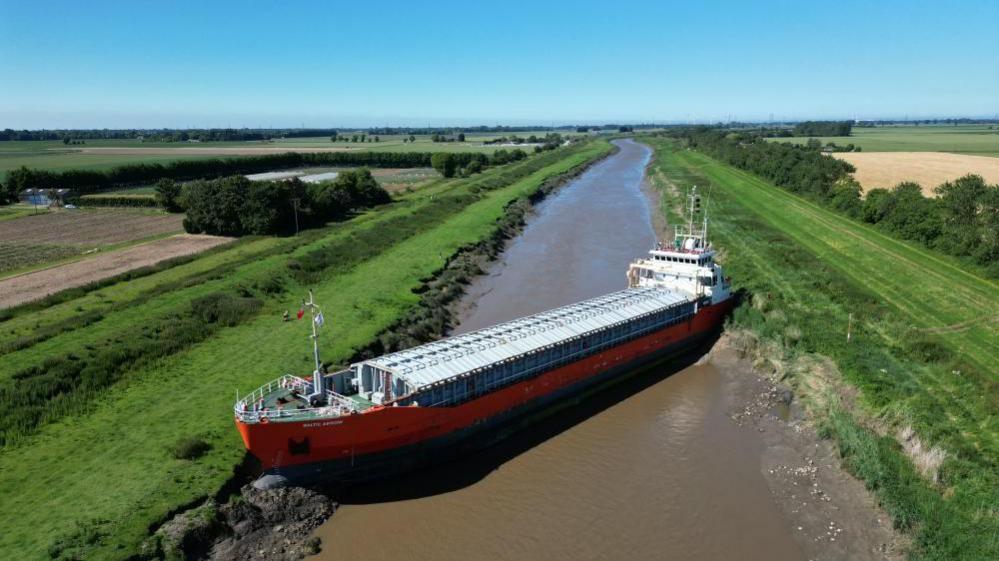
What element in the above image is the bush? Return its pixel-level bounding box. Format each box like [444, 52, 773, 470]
[431, 153, 457, 178]
[155, 178, 183, 212]
[172, 437, 212, 460]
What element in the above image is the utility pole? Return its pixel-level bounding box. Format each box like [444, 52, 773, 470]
[847, 313, 853, 343]
[291, 197, 300, 236]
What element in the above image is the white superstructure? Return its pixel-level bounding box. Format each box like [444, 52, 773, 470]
[627, 186, 731, 304]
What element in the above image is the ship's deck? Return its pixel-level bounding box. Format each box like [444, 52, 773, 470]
[356, 287, 692, 392]
[254, 387, 375, 422]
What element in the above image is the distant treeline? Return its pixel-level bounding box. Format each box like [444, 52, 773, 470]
[178, 169, 390, 237]
[757, 121, 852, 138]
[0, 151, 453, 200]
[1, 124, 674, 143]
[673, 128, 998, 274]
[483, 133, 565, 148]
[0, 128, 344, 142]
[856, 118, 999, 127]
[792, 121, 853, 136]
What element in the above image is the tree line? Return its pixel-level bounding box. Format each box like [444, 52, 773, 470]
[0, 128, 344, 142]
[174, 168, 391, 237]
[483, 133, 564, 147]
[429, 149, 529, 178]
[673, 128, 998, 275]
[0, 151, 481, 200]
[792, 121, 853, 136]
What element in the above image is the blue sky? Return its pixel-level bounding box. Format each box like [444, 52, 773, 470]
[1, 0, 996, 128]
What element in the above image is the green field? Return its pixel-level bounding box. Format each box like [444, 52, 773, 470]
[0, 204, 45, 221]
[0, 132, 573, 181]
[769, 125, 999, 156]
[0, 140, 611, 560]
[645, 137, 998, 560]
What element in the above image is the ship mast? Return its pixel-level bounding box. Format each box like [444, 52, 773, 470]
[688, 185, 697, 240]
[305, 290, 325, 400]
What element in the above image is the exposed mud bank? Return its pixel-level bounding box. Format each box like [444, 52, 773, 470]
[145, 484, 334, 561]
[708, 335, 907, 561]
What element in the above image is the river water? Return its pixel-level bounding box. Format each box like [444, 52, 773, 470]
[314, 139, 803, 561]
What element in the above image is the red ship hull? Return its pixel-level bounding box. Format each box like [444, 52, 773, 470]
[237, 299, 732, 485]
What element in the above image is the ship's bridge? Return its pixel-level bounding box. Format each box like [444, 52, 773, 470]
[353, 287, 694, 405]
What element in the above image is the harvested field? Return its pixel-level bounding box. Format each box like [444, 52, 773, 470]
[0, 234, 233, 308]
[0, 209, 183, 245]
[833, 151, 999, 195]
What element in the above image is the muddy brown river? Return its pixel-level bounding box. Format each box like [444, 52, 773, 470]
[314, 139, 804, 560]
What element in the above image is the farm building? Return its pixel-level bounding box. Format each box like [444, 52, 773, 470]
[19, 188, 74, 207]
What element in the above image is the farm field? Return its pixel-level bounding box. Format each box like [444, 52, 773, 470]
[0, 132, 569, 180]
[833, 151, 999, 194]
[0, 140, 612, 560]
[0, 234, 233, 309]
[769, 125, 999, 156]
[0, 208, 186, 275]
[0, 208, 182, 244]
[645, 138, 998, 560]
[0, 204, 44, 221]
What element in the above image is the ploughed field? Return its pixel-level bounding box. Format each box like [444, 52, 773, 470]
[832, 151, 999, 194]
[0, 209, 186, 275]
[0, 208, 183, 245]
[0, 234, 232, 308]
[646, 138, 998, 561]
[0, 140, 613, 560]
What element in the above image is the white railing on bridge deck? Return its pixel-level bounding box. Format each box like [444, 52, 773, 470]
[234, 374, 359, 424]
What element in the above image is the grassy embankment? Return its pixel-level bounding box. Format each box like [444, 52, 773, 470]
[769, 124, 999, 156]
[0, 132, 570, 181]
[0, 139, 611, 560]
[643, 138, 997, 561]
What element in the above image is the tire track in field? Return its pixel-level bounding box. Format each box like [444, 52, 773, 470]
[700, 159, 999, 389]
[702, 160, 999, 367]
[709, 164, 999, 456]
[682, 153, 999, 454]
[667, 153, 981, 446]
[735, 172, 999, 372]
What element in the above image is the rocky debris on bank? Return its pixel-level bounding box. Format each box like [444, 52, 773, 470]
[707, 338, 906, 561]
[149, 484, 335, 561]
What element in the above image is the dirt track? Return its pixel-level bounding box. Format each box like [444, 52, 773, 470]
[0, 234, 232, 309]
[834, 151, 999, 194]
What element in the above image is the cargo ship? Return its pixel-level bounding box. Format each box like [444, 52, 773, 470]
[235, 188, 732, 488]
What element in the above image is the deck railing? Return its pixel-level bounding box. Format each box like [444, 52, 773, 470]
[234, 374, 359, 424]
